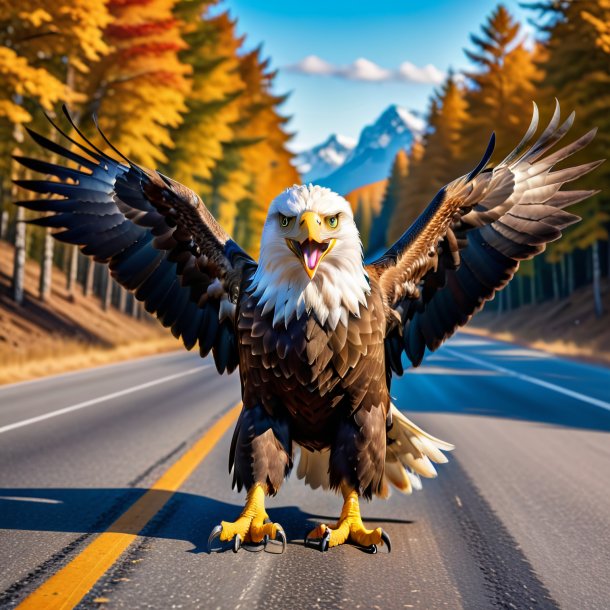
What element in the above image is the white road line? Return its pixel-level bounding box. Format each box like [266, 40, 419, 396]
[0, 366, 209, 435]
[444, 348, 610, 412]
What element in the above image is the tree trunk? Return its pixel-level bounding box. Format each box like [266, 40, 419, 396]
[84, 258, 94, 296]
[592, 241, 604, 318]
[0, 181, 6, 241]
[102, 268, 112, 311]
[12, 205, 26, 304]
[529, 273, 536, 305]
[586, 248, 593, 283]
[535, 259, 544, 302]
[0, 209, 8, 241]
[560, 255, 567, 298]
[516, 274, 524, 308]
[118, 286, 127, 314]
[66, 245, 78, 297]
[551, 263, 560, 301]
[567, 253, 575, 295]
[38, 227, 54, 302]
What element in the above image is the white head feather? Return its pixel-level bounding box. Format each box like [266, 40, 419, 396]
[249, 184, 370, 329]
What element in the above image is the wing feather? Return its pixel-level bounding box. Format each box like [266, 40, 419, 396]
[14, 108, 255, 373]
[368, 102, 601, 372]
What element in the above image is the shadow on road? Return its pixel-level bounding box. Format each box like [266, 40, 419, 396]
[0, 488, 404, 553]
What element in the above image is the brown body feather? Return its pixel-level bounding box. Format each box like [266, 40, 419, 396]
[231, 272, 389, 498]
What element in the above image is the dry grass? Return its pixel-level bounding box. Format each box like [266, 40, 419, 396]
[465, 326, 610, 366]
[0, 240, 183, 385]
[0, 337, 180, 386]
[470, 276, 610, 366]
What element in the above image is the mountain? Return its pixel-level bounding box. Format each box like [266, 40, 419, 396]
[316, 105, 424, 195]
[295, 134, 357, 183]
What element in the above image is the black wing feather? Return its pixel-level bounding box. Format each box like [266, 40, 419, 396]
[14, 110, 255, 373]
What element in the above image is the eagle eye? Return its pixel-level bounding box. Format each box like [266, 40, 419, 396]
[278, 213, 294, 229]
[325, 214, 339, 229]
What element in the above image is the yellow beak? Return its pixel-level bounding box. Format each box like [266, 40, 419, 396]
[285, 211, 336, 280]
[299, 211, 323, 243]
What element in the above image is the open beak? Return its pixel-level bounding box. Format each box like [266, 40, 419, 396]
[286, 211, 336, 279]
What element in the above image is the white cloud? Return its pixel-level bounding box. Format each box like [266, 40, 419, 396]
[343, 58, 392, 81]
[397, 61, 445, 85]
[292, 55, 336, 75]
[285, 55, 445, 85]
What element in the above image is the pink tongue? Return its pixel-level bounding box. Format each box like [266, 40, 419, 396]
[303, 242, 322, 270]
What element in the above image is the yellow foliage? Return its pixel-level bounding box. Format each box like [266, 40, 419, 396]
[208, 48, 299, 254]
[582, 1, 610, 53]
[0, 47, 75, 124]
[461, 5, 543, 165]
[2, 1, 111, 70]
[84, 0, 191, 168]
[165, 8, 244, 189]
[17, 8, 52, 27]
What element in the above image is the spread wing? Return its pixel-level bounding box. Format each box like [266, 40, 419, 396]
[14, 107, 255, 373]
[367, 101, 602, 374]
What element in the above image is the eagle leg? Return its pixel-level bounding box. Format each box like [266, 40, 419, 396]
[207, 483, 286, 553]
[304, 486, 391, 553]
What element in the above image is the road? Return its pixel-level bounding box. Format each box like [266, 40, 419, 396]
[1, 334, 609, 609]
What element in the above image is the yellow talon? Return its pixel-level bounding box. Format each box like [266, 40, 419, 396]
[209, 483, 286, 552]
[306, 487, 391, 552]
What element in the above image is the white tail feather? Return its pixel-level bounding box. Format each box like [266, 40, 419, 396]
[296, 447, 331, 490]
[384, 403, 454, 495]
[296, 403, 453, 496]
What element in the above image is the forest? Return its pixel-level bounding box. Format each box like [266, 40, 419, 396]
[0, 1, 608, 324]
[369, 1, 609, 318]
[0, 0, 298, 312]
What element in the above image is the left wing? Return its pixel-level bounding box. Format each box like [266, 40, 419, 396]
[367, 102, 602, 374]
[14, 107, 255, 373]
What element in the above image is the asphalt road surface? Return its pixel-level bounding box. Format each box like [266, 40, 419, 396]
[1, 333, 609, 609]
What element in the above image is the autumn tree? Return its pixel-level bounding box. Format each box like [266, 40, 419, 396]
[388, 139, 425, 243]
[461, 4, 543, 166]
[368, 149, 409, 254]
[208, 48, 299, 253]
[83, 0, 191, 168]
[526, 0, 610, 316]
[424, 73, 469, 187]
[0, 0, 110, 303]
[163, 4, 244, 191]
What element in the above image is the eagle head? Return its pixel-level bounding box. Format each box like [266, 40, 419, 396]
[249, 184, 370, 329]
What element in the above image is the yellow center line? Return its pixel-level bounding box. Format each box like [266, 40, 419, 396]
[16, 402, 242, 610]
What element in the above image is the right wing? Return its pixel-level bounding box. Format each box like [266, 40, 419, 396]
[367, 102, 601, 372]
[14, 107, 255, 373]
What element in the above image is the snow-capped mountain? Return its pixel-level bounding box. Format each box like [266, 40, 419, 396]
[316, 105, 425, 195]
[295, 134, 356, 183]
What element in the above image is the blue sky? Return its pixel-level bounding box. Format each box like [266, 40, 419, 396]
[222, 1, 538, 151]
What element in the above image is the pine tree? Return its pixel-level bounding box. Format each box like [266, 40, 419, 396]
[208, 48, 299, 253]
[83, 0, 191, 168]
[582, 0, 610, 53]
[368, 150, 409, 254]
[461, 4, 543, 165]
[163, 5, 244, 190]
[353, 195, 370, 251]
[526, 0, 609, 316]
[388, 139, 425, 243]
[424, 73, 469, 187]
[0, 0, 111, 303]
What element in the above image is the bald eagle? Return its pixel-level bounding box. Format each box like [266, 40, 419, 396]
[15, 103, 599, 554]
